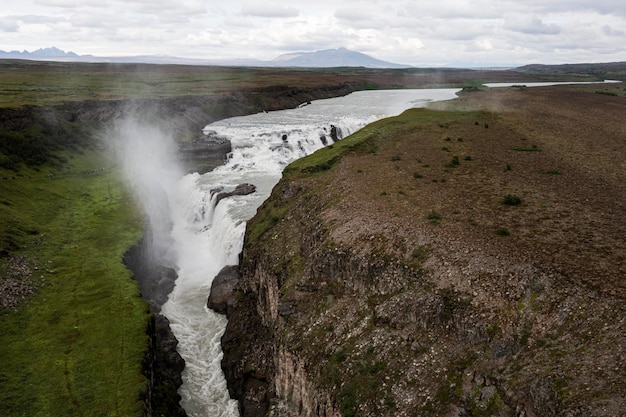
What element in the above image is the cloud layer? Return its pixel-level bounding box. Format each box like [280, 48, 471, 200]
[2, 0, 625, 66]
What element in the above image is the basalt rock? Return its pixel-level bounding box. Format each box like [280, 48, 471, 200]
[215, 183, 257, 205]
[124, 232, 187, 417]
[208, 265, 240, 315]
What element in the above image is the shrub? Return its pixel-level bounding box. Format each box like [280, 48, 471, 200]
[445, 156, 460, 168]
[413, 171, 423, 179]
[512, 145, 541, 152]
[501, 194, 522, 206]
[496, 227, 510, 236]
[427, 210, 442, 225]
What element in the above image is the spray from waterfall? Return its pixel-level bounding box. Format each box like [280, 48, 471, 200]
[111, 115, 183, 269]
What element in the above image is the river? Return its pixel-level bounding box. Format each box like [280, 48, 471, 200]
[154, 88, 461, 416]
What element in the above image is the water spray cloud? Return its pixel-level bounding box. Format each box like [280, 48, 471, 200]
[110, 115, 183, 268]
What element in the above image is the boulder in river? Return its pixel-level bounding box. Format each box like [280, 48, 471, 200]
[207, 265, 240, 315]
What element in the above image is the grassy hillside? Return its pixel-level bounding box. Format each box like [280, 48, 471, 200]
[0, 150, 150, 416]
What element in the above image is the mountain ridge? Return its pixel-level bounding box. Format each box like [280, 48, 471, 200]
[0, 46, 409, 68]
[269, 47, 410, 68]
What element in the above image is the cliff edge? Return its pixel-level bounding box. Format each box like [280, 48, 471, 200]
[219, 85, 626, 416]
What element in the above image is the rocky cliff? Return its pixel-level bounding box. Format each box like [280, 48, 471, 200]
[218, 85, 626, 416]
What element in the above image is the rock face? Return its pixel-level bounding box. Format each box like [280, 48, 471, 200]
[219, 88, 626, 416]
[124, 234, 188, 417]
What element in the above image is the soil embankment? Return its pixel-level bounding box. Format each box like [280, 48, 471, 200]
[218, 85, 626, 416]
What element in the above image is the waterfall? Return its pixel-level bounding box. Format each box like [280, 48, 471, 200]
[154, 88, 460, 417]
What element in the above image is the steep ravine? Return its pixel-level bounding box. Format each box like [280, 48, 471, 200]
[215, 87, 626, 417]
[117, 83, 370, 416]
[0, 82, 369, 416]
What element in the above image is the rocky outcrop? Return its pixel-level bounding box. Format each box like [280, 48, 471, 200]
[215, 183, 257, 205]
[207, 265, 240, 315]
[143, 314, 187, 417]
[124, 233, 187, 417]
[123, 235, 177, 314]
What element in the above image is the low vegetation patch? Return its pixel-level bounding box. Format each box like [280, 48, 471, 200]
[501, 194, 522, 206]
[542, 169, 561, 175]
[427, 210, 442, 225]
[496, 226, 511, 236]
[512, 145, 541, 152]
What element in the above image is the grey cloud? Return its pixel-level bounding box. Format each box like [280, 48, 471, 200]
[0, 18, 19, 32]
[521, 0, 626, 17]
[11, 14, 64, 24]
[241, 4, 299, 18]
[505, 16, 561, 35]
[125, 0, 206, 16]
[602, 24, 625, 36]
[401, 1, 503, 20]
[334, 8, 372, 22]
[34, 0, 105, 8]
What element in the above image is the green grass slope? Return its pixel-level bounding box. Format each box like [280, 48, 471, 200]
[0, 150, 149, 416]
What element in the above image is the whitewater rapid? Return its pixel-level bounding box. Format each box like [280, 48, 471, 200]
[159, 88, 460, 417]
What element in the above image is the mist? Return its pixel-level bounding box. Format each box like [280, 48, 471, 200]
[110, 114, 184, 270]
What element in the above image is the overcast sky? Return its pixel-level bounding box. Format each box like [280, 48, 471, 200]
[1, 0, 625, 67]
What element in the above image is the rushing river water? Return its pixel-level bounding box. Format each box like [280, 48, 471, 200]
[152, 89, 460, 416]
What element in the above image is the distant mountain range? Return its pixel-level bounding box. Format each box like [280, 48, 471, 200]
[0, 46, 409, 68]
[0, 47, 83, 59]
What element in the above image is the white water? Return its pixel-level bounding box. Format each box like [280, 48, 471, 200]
[156, 88, 460, 417]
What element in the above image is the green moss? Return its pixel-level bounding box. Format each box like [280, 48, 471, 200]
[247, 198, 289, 242]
